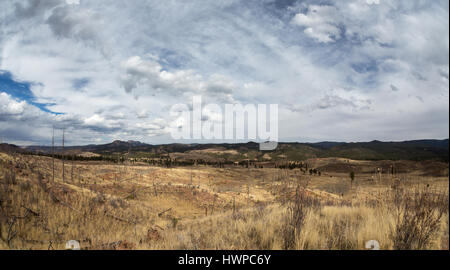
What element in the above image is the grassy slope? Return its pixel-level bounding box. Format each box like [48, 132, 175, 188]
[0, 152, 448, 250]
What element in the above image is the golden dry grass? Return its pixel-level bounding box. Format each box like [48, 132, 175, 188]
[0, 152, 448, 250]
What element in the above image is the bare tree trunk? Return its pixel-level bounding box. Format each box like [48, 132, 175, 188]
[71, 155, 74, 183]
[62, 128, 65, 183]
[117, 155, 121, 181]
[247, 184, 250, 206]
[52, 126, 55, 183]
[128, 143, 131, 172]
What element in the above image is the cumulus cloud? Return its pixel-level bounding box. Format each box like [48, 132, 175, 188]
[292, 5, 342, 43]
[46, 5, 99, 42]
[119, 56, 236, 103]
[0, 93, 26, 115]
[316, 94, 369, 110]
[287, 89, 372, 113]
[136, 109, 150, 119]
[120, 56, 191, 94]
[83, 114, 105, 126]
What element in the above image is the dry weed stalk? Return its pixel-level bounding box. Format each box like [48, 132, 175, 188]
[391, 185, 449, 250]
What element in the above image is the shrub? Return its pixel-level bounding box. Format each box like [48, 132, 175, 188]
[391, 187, 449, 250]
[4, 171, 16, 185]
[282, 186, 321, 250]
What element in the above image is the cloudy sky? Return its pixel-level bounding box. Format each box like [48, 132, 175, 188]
[0, 0, 448, 146]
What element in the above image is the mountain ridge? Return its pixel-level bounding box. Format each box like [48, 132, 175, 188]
[5, 138, 447, 162]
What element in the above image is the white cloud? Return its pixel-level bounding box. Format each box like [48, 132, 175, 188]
[136, 109, 149, 119]
[83, 114, 105, 126]
[292, 5, 342, 43]
[0, 0, 448, 144]
[66, 0, 80, 5]
[46, 5, 100, 43]
[119, 56, 237, 103]
[0, 93, 26, 115]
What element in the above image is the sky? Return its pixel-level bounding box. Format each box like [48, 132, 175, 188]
[0, 0, 448, 146]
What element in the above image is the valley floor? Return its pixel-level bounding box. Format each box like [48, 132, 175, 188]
[0, 152, 448, 250]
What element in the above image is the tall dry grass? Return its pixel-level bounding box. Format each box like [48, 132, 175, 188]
[0, 153, 448, 250]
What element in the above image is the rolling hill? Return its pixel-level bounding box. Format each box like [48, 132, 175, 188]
[12, 139, 449, 162]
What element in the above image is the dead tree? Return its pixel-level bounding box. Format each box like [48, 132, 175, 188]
[377, 167, 382, 182]
[62, 128, 65, 183]
[52, 126, 55, 183]
[158, 208, 172, 217]
[247, 184, 250, 206]
[71, 155, 74, 183]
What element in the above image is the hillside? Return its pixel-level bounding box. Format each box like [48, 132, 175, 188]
[20, 139, 449, 162]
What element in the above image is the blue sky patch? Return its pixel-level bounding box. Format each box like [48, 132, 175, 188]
[0, 70, 63, 114]
[351, 60, 379, 74]
[72, 77, 90, 90]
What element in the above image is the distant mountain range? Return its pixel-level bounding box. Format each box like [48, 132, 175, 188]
[0, 138, 446, 162]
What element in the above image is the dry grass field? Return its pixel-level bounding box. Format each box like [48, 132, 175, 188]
[0, 151, 448, 250]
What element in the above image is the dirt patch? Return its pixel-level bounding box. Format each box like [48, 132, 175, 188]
[79, 152, 101, 158]
[189, 148, 239, 155]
